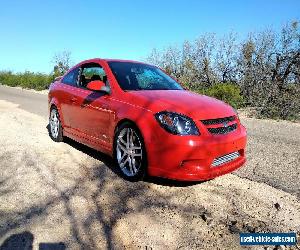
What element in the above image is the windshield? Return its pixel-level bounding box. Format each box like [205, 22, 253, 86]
[108, 61, 183, 91]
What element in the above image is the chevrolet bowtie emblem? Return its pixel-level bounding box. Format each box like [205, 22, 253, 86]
[223, 121, 228, 127]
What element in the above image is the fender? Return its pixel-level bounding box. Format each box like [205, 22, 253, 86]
[48, 95, 66, 128]
[111, 99, 158, 151]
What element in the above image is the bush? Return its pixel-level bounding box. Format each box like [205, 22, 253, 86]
[258, 85, 300, 121]
[0, 71, 52, 90]
[196, 83, 244, 109]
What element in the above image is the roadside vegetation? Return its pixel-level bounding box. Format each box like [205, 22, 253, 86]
[0, 21, 299, 120]
[0, 71, 52, 91]
[147, 21, 300, 120]
[0, 51, 71, 91]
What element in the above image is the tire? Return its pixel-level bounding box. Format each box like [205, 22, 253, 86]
[49, 106, 63, 142]
[113, 122, 147, 181]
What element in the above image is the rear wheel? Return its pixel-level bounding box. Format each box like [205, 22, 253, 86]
[114, 123, 147, 181]
[49, 107, 63, 142]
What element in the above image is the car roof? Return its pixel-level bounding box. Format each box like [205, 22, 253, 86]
[79, 58, 150, 65]
[104, 58, 145, 63]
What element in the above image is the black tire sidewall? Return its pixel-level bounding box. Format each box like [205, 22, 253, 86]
[113, 122, 147, 181]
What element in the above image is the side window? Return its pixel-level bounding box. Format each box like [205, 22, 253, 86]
[62, 68, 79, 86]
[79, 64, 107, 88]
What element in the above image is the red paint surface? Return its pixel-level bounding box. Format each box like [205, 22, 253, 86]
[48, 58, 247, 181]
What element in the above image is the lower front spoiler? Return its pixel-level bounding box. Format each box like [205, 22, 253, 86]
[148, 156, 246, 181]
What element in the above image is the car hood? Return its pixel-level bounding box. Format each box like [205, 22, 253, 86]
[126, 90, 235, 120]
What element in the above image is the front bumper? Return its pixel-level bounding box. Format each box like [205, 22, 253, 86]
[146, 124, 247, 181]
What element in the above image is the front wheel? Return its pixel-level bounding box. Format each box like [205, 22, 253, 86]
[114, 123, 147, 181]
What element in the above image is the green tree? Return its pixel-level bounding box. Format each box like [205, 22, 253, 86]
[52, 51, 72, 78]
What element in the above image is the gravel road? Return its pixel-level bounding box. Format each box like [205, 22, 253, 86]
[0, 86, 299, 249]
[237, 117, 300, 198]
[0, 85, 48, 117]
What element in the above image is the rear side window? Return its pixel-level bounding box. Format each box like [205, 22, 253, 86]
[79, 63, 108, 88]
[82, 67, 106, 80]
[62, 68, 79, 86]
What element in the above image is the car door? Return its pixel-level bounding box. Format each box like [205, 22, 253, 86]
[59, 67, 80, 128]
[69, 63, 112, 146]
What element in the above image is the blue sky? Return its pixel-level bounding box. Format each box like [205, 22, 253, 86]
[0, 0, 299, 73]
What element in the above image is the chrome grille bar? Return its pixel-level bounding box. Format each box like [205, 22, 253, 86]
[212, 151, 240, 167]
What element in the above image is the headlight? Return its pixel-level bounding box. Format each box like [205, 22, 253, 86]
[155, 111, 200, 135]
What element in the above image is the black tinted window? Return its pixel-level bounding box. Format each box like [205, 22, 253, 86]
[108, 62, 183, 91]
[62, 68, 79, 86]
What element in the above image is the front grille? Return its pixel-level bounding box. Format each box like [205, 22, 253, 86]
[212, 151, 240, 167]
[208, 123, 237, 135]
[201, 116, 237, 135]
[201, 116, 235, 125]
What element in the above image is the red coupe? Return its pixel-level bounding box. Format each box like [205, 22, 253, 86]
[48, 58, 247, 181]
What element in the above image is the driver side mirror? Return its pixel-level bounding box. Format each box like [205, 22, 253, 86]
[86, 80, 110, 94]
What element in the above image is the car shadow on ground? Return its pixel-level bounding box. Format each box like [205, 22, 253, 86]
[61, 136, 204, 188]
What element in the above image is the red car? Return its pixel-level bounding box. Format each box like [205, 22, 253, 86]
[48, 58, 247, 181]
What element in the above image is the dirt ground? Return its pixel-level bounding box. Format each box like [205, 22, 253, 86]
[0, 99, 299, 250]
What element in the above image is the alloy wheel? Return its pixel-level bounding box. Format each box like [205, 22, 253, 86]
[50, 109, 60, 139]
[116, 127, 143, 177]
